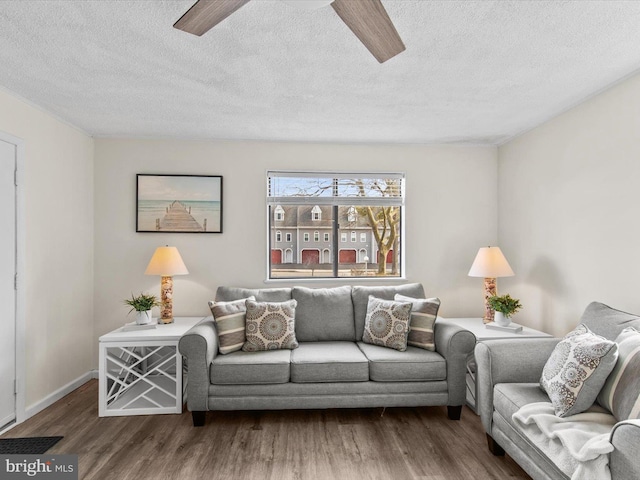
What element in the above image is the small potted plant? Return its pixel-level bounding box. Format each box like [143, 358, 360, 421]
[487, 294, 522, 326]
[124, 292, 160, 325]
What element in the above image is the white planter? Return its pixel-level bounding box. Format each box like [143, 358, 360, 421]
[135, 310, 153, 325]
[494, 311, 511, 327]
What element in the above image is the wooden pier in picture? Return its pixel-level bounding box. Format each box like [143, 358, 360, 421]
[156, 201, 207, 232]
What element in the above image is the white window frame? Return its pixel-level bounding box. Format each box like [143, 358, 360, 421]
[267, 171, 405, 281]
[286, 232, 292, 242]
[351, 231, 356, 242]
[324, 232, 330, 242]
[276, 231, 282, 242]
[303, 232, 310, 242]
[341, 232, 347, 243]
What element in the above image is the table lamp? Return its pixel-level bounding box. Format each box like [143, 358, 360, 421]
[468, 246, 514, 324]
[144, 246, 189, 324]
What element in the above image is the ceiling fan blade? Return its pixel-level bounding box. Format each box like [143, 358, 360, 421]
[331, 0, 405, 63]
[174, 0, 252, 36]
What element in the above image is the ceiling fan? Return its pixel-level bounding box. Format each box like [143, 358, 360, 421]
[173, 0, 406, 63]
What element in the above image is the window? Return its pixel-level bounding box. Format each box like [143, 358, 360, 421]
[268, 171, 404, 279]
[347, 206, 357, 222]
[276, 231, 282, 242]
[274, 205, 284, 221]
[286, 232, 292, 242]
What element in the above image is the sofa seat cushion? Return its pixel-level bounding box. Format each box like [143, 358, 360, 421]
[357, 342, 446, 382]
[494, 383, 552, 422]
[210, 349, 290, 385]
[290, 342, 369, 383]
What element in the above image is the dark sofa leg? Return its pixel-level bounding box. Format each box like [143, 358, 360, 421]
[192, 411, 206, 427]
[447, 405, 462, 420]
[486, 434, 505, 456]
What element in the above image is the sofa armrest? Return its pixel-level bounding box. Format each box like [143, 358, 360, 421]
[178, 317, 218, 412]
[610, 420, 640, 480]
[434, 320, 476, 406]
[475, 338, 559, 434]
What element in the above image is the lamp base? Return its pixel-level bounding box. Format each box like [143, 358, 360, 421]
[160, 275, 174, 325]
[483, 277, 497, 324]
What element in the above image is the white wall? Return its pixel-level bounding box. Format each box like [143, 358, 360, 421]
[498, 72, 640, 337]
[0, 89, 94, 408]
[94, 139, 497, 349]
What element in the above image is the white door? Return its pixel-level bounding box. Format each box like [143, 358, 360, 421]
[0, 138, 16, 429]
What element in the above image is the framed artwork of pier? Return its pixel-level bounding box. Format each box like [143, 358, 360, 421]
[136, 174, 223, 233]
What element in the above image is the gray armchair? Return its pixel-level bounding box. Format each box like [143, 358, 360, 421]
[474, 302, 640, 480]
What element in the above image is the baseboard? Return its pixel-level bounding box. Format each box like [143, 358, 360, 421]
[25, 371, 96, 419]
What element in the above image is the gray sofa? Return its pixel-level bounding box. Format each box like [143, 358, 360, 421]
[475, 302, 640, 480]
[179, 283, 476, 426]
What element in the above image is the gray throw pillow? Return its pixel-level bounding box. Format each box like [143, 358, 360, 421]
[242, 299, 299, 352]
[208, 296, 255, 354]
[540, 323, 618, 417]
[597, 327, 640, 421]
[362, 296, 412, 352]
[395, 294, 440, 351]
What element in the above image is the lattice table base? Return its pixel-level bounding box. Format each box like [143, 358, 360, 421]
[100, 343, 184, 416]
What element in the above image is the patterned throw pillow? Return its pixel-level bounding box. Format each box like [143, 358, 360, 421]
[395, 294, 440, 351]
[540, 324, 618, 417]
[242, 299, 299, 352]
[208, 296, 255, 354]
[597, 327, 640, 421]
[362, 296, 412, 352]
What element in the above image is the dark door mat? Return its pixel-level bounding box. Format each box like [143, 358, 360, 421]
[0, 436, 63, 454]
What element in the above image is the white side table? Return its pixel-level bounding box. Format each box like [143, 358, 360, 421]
[99, 317, 204, 417]
[440, 317, 552, 413]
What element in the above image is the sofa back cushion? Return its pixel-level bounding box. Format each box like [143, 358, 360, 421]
[215, 286, 292, 303]
[580, 302, 640, 341]
[351, 283, 425, 340]
[292, 286, 355, 342]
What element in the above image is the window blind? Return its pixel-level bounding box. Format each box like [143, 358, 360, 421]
[267, 171, 405, 206]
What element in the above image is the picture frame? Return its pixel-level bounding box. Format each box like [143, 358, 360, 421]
[136, 174, 223, 233]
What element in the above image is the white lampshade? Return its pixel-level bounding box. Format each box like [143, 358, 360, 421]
[468, 246, 514, 278]
[144, 246, 189, 276]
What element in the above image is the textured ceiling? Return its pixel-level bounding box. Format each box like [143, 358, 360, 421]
[0, 1, 640, 144]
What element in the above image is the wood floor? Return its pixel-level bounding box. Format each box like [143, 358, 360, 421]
[2, 380, 530, 479]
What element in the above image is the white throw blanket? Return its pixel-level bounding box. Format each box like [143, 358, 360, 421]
[512, 402, 616, 480]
